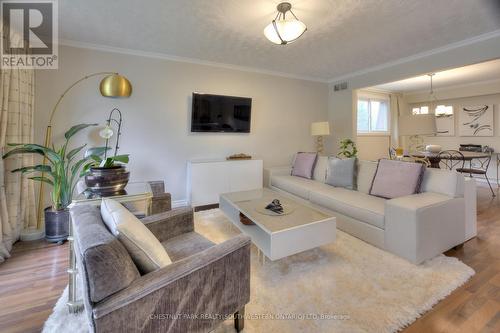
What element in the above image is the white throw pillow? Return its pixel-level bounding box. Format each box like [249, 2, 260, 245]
[313, 156, 329, 182]
[100, 198, 172, 273]
[357, 160, 378, 194]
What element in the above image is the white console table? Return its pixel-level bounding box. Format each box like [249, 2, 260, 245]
[187, 159, 263, 207]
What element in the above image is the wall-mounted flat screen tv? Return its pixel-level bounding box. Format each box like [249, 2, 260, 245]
[191, 93, 252, 133]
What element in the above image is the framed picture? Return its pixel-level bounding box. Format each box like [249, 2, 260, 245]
[458, 105, 493, 137]
[436, 114, 455, 136]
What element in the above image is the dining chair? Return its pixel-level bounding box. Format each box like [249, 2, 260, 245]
[437, 150, 465, 171]
[456, 153, 495, 197]
[413, 156, 431, 167]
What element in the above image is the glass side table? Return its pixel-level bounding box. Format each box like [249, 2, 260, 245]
[66, 182, 153, 313]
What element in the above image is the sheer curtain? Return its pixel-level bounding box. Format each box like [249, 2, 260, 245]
[389, 93, 403, 148]
[0, 67, 37, 263]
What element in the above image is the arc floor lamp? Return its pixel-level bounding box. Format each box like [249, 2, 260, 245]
[25, 72, 132, 240]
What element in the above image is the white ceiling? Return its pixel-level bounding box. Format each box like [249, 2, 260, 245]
[59, 0, 500, 81]
[372, 58, 500, 92]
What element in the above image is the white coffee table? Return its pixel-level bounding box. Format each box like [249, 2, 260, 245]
[219, 188, 336, 262]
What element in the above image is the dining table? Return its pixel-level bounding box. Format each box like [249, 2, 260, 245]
[411, 150, 500, 190]
[411, 150, 492, 169]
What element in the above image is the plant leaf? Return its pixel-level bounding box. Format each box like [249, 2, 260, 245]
[89, 155, 102, 164]
[12, 165, 52, 174]
[67, 144, 87, 161]
[2, 144, 61, 163]
[100, 158, 112, 168]
[112, 154, 129, 164]
[64, 123, 98, 140]
[28, 176, 54, 186]
[80, 162, 94, 177]
[71, 157, 91, 176]
[84, 147, 109, 159]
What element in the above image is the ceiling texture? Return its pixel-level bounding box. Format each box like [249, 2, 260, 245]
[373, 59, 500, 92]
[59, 0, 500, 81]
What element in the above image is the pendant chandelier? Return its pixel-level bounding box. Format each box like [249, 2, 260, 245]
[264, 2, 307, 45]
[427, 73, 437, 113]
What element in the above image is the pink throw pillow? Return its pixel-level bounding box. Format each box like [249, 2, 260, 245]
[370, 159, 424, 199]
[291, 152, 318, 179]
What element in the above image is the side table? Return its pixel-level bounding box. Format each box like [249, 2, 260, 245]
[66, 182, 153, 313]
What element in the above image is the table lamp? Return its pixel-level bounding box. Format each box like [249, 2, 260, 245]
[311, 121, 330, 154]
[398, 115, 437, 152]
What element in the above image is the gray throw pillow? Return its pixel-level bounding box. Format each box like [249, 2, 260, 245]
[326, 157, 357, 190]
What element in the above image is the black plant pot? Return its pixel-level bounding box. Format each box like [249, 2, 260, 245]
[45, 207, 69, 244]
[84, 165, 130, 196]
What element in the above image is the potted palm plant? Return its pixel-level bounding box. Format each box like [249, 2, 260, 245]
[2, 124, 106, 243]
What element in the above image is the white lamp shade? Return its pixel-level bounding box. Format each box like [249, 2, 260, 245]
[398, 115, 436, 136]
[311, 122, 330, 136]
[264, 19, 307, 45]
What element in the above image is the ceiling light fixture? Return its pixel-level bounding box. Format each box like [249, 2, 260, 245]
[427, 73, 439, 111]
[264, 2, 307, 45]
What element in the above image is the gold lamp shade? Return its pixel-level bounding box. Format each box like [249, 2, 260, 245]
[99, 74, 132, 97]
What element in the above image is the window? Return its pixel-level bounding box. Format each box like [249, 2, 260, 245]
[435, 105, 453, 116]
[412, 106, 429, 115]
[412, 104, 453, 116]
[357, 97, 390, 134]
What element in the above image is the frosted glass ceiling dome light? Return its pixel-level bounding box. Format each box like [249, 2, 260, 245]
[264, 2, 307, 45]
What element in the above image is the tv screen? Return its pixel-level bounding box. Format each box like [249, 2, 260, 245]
[191, 93, 252, 133]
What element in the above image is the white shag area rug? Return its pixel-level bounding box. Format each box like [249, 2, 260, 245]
[44, 209, 474, 333]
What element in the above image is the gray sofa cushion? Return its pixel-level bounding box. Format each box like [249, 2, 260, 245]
[271, 175, 327, 200]
[310, 187, 386, 229]
[161, 231, 215, 261]
[312, 156, 328, 182]
[71, 205, 140, 303]
[326, 157, 357, 190]
[357, 160, 378, 194]
[421, 168, 463, 198]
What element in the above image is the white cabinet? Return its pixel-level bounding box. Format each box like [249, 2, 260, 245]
[187, 159, 263, 207]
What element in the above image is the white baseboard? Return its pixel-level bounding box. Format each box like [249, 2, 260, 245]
[172, 199, 189, 208]
[468, 176, 499, 187]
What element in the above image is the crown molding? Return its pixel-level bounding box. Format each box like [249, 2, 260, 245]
[403, 77, 500, 96]
[358, 87, 393, 95]
[59, 39, 329, 83]
[328, 29, 500, 84]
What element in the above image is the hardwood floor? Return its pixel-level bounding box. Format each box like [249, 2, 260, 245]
[404, 185, 500, 333]
[0, 185, 499, 332]
[0, 240, 68, 333]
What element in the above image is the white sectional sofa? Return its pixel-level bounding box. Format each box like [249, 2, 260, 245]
[264, 158, 477, 264]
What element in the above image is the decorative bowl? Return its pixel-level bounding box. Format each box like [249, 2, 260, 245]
[425, 144, 442, 153]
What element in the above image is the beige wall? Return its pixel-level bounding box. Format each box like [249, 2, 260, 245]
[35, 46, 329, 203]
[357, 136, 391, 161]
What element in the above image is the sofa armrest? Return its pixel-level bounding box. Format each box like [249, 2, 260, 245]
[264, 166, 292, 187]
[92, 234, 251, 332]
[140, 207, 194, 242]
[385, 192, 465, 264]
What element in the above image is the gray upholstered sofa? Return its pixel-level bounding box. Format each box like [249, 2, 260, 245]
[265, 158, 477, 264]
[70, 205, 251, 333]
